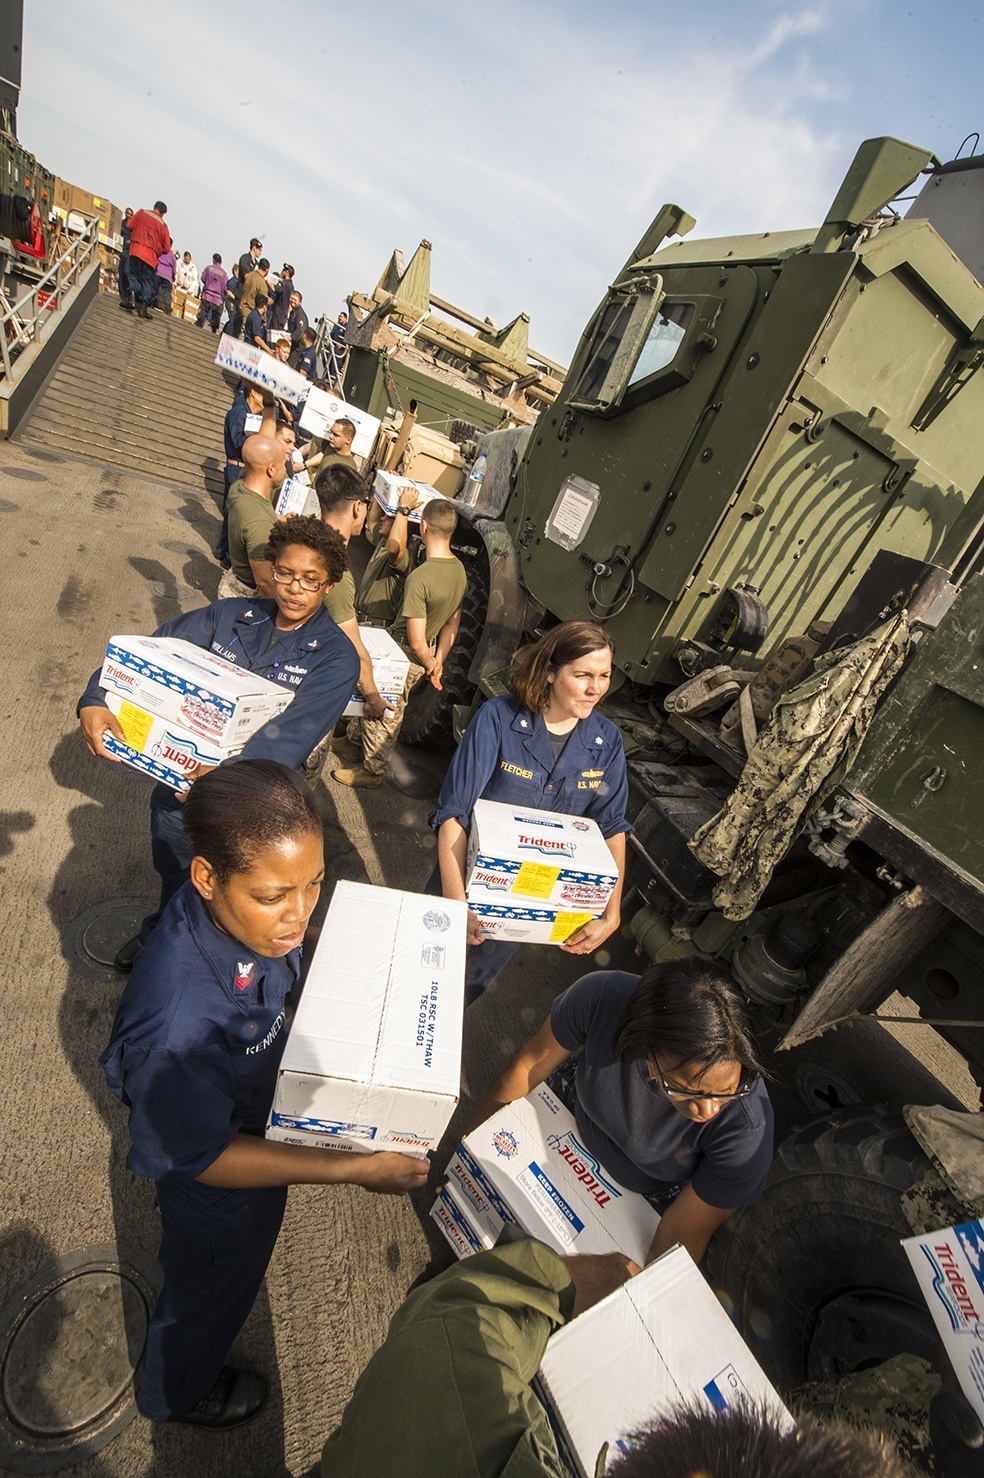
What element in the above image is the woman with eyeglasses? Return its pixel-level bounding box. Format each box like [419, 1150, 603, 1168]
[78, 516, 360, 968]
[468, 955, 773, 1265]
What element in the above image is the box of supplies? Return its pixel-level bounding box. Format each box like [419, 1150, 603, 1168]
[469, 901, 599, 945]
[536, 1246, 792, 1477]
[267, 882, 466, 1156]
[103, 693, 235, 791]
[903, 1219, 984, 1422]
[99, 635, 293, 747]
[183, 296, 200, 321]
[275, 474, 318, 519]
[215, 332, 311, 404]
[298, 386, 380, 458]
[430, 1183, 491, 1259]
[341, 626, 410, 718]
[467, 802, 618, 913]
[373, 470, 451, 524]
[435, 1084, 659, 1264]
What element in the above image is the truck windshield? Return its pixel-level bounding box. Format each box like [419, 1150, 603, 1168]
[628, 303, 694, 386]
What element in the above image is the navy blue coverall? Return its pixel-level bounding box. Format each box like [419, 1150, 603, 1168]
[428, 695, 631, 1000]
[215, 388, 254, 563]
[101, 881, 300, 1419]
[78, 598, 360, 938]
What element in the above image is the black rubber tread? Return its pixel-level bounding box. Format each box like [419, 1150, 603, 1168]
[704, 1105, 933, 1391]
[401, 554, 490, 750]
[448, 418, 487, 447]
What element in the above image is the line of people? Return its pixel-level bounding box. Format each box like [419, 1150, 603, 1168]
[116, 207, 318, 369]
[72, 255, 963, 1471]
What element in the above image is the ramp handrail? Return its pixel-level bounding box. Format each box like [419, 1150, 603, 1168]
[0, 219, 100, 384]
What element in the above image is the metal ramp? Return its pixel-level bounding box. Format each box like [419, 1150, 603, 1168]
[15, 293, 233, 496]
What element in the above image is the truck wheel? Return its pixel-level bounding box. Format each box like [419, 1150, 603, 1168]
[401, 558, 489, 749]
[705, 1106, 939, 1392]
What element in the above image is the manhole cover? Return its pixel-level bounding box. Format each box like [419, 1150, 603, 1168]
[0, 1246, 160, 1473]
[794, 1061, 863, 1114]
[63, 899, 155, 982]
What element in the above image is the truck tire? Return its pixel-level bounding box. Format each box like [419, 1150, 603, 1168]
[705, 1106, 938, 1392]
[448, 419, 487, 448]
[401, 559, 489, 749]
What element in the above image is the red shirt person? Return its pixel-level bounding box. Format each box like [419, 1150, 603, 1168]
[126, 202, 172, 318]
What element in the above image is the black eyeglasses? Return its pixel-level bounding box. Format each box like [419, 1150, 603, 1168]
[646, 1054, 757, 1104]
[271, 567, 329, 593]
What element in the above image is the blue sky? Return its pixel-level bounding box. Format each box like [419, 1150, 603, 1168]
[18, 0, 983, 362]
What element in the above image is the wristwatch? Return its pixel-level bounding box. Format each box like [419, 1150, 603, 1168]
[396, 504, 413, 517]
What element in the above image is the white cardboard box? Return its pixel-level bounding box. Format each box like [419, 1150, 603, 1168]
[275, 474, 319, 519]
[438, 1084, 659, 1264]
[467, 801, 618, 913]
[99, 635, 294, 747]
[430, 1183, 491, 1258]
[103, 693, 236, 791]
[469, 900, 600, 945]
[299, 386, 381, 459]
[267, 882, 466, 1156]
[342, 626, 410, 718]
[215, 332, 312, 404]
[373, 470, 450, 524]
[903, 1218, 984, 1422]
[537, 1246, 792, 1476]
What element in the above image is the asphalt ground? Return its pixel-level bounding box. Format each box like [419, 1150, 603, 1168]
[0, 432, 978, 1477]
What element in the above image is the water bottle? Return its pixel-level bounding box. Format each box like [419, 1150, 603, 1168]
[463, 451, 487, 506]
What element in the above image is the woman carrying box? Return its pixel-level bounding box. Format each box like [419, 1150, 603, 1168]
[430, 621, 631, 1005]
[77, 517, 360, 970]
[101, 760, 428, 1430]
[469, 955, 774, 1266]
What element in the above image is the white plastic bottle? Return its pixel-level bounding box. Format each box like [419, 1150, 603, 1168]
[462, 451, 487, 506]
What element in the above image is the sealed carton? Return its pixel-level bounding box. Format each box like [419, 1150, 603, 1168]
[98, 635, 293, 748]
[436, 1084, 659, 1264]
[467, 802, 618, 913]
[103, 693, 234, 791]
[469, 901, 599, 945]
[268, 882, 466, 1156]
[903, 1218, 984, 1421]
[537, 1246, 792, 1476]
[373, 470, 450, 524]
[215, 332, 311, 404]
[299, 386, 381, 459]
[430, 1183, 491, 1259]
[275, 474, 319, 519]
[341, 626, 410, 718]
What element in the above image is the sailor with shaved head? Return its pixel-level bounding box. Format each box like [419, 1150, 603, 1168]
[219, 434, 289, 600]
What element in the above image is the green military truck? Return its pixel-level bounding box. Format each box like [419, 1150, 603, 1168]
[399, 135, 984, 1422]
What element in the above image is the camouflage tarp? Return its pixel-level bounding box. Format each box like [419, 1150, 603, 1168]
[689, 612, 910, 920]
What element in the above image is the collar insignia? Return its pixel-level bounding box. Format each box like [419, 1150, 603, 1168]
[235, 961, 255, 991]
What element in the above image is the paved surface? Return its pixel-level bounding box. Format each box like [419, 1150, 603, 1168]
[0, 313, 979, 1475]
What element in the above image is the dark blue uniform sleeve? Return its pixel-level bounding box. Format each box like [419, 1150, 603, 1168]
[227, 399, 249, 458]
[237, 638, 360, 768]
[76, 604, 224, 713]
[430, 702, 504, 830]
[582, 738, 631, 839]
[105, 1044, 242, 1180]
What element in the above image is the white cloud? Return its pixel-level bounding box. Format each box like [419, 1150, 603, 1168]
[16, 0, 947, 362]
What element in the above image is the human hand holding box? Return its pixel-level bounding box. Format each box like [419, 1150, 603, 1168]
[373, 470, 451, 524]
